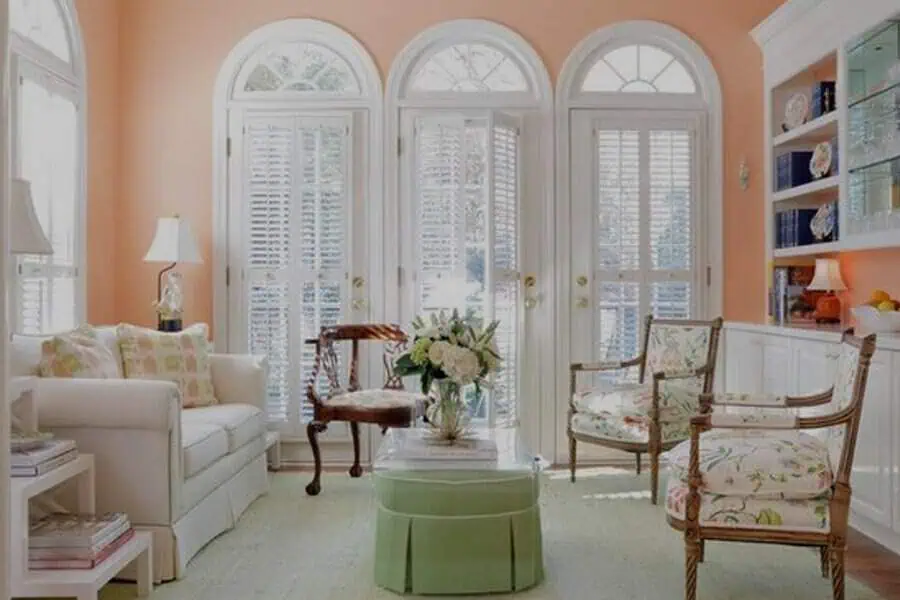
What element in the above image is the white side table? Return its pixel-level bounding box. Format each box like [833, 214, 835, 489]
[9, 454, 154, 600]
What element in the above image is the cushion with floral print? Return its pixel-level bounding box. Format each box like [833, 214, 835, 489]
[666, 429, 832, 499]
[570, 409, 691, 444]
[645, 324, 711, 376]
[665, 479, 830, 531]
[325, 389, 423, 410]
[117, 323, 217, 408]
[573, 379, 702, 423]
[39, 325, 121, 379]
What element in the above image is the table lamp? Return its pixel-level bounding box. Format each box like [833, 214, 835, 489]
[143, 215, 202, 331]
[807, 258, 847, 324]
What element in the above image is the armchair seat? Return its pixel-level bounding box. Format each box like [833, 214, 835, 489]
[323, 389, 422, 411]
[571, 406, 691, 445]
[665, 480, 830, 532]
[666, 429, 832, 499]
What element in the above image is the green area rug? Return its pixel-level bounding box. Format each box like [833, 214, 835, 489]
[101, 468, 881, 599]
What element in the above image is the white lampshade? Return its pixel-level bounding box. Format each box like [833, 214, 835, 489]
[10, 178, 53, 255]
[143, 216, 202, 264]
[807, 258, 847, 292]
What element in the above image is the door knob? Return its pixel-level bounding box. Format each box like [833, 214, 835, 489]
[352, 276, 365, 289]
[351, 299, 368, 311]
[524, 297, 537, 310]
[576, 275, 588, 287]
[576, 296, 589, 308]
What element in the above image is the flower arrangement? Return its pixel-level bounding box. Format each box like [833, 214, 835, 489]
[394, 309, 501, 441]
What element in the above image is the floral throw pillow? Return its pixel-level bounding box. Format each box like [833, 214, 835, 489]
[116, 323, 217, 408]
[39, 325, 121, 379]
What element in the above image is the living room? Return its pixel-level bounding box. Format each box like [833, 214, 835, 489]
[2, 0, 900, 598]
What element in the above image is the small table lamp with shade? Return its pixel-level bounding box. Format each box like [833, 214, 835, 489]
[807, 257, 847, 325]
[9, 179, 53, 336]
[143, 215, 202, 332]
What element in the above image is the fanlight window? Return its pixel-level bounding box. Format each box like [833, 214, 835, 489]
[11, 0, 71, 62]
[583, 44, 696, 93]
[243, 41, 361, 94]
[410, 43, 528, 92]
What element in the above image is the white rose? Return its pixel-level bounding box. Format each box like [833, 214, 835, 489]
[428, 341, 450, 366]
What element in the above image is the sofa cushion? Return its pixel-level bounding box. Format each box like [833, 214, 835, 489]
[182, 421, 229, 478]
[39, 326, 121, 379]
[117, 323, 217, 408]
[182, 404, 265, 453]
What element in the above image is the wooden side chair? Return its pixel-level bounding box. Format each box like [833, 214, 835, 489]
[568, 316, 724, 503]
[304, 324, 424, 496]
[665, 331, 876, 600]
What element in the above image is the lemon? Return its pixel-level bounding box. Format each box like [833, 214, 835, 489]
[871, 290, 891, 303]
[877, 300, 896, 312]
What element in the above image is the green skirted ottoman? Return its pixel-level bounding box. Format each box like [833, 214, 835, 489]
[373, 469, 543, 595]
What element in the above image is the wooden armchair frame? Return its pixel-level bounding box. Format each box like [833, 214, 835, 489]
[304, 324, 420, 496]
[568, 316, 724, 504]
[668, 331, 876, 600]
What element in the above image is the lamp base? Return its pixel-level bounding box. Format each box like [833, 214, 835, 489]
[813, 292, 842, 324]
[158, 318, 183, 332]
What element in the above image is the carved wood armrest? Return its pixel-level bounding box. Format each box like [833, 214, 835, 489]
[570, 356, 642, 373]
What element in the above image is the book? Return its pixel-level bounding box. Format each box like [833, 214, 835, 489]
[29, 528, 135, 570]
[29, 519, 131, 557]
[11, 449, 78, 477]
[29, 512, 129, 549]
[399, 434, 499, 461]
[10, 439, 76, 467]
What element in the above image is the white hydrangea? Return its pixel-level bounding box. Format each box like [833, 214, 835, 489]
[443, 346, 481, 385]
[428, 340, 451, 366]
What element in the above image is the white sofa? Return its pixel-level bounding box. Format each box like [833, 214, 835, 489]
[11, 326, 271, 582]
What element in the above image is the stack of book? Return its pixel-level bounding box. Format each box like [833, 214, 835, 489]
[28, 512, 133, 570]
[11, 439, 78, 477]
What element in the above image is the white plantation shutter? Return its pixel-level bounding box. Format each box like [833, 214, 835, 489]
[410, 111, 521, 427]
[243, 114, 350, 430]
[592, 122, 696, 380]
[489, 114, 520, 427]
[14, 62, 80, 335]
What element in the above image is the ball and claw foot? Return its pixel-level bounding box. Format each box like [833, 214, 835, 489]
[349, 464, 363, 478]
[305, 481, 321, 496]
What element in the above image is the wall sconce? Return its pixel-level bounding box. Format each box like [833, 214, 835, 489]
[739, 159, 750, 191]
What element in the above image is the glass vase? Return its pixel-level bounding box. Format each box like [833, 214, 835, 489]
[426, 379, 470, 443]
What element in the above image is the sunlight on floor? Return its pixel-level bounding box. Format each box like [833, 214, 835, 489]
[545, 466, 632, 480]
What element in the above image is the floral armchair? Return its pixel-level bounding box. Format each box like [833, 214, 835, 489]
[568, 316, 723, 504]
[665, 331, 876, 600]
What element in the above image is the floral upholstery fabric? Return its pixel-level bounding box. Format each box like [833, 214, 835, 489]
[711, 392, 787, 406]
[708, 412, 798, 429]
[324, 389, 422, 411]
[39, 325, 120, 379]
[827, 341, 862, 469]
[665, 480, 830, 532]
[666, 429, 832, 499]
[117, 323, 217, 408]
[645, 324, 711, 377]
[570, 380, 702, 444]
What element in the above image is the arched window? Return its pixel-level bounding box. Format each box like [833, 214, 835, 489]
[10, 0, 85, 334]
[554, 21, 723, 457]
[386, 20, 553, 442]
[213, 20, 381, 436]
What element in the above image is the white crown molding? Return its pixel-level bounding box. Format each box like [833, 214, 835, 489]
[750, 0, 825, 48]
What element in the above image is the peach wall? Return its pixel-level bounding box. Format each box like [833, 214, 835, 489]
[76, 0, 119, 323]
[110, 0, 785, 328]
[841, 249, 900, 310]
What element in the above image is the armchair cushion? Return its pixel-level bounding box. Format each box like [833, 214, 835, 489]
[182, 404, 265, 453]
[324, 389, 422, 411]
[666, 430, 832, 499]
[571, 410, 690, 444]
[665, 480, 830, 532]
[573, 380, 701, 420]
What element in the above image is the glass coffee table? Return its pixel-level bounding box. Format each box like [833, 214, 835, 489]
[372, 428, 544, 595]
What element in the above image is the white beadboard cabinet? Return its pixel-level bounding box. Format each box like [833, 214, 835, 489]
[721, 322, 900, 554]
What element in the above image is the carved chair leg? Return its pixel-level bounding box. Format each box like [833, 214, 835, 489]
[820, 546, 830, 578]
[684, 535, 701, 600]
[635, 452, 642, 475]
[649, 445, 660, 505]
[830, 545, 845, 600]
[568, 433, 577, 483]
[305, 421, 327, 496]
[349, 422, 363, 478]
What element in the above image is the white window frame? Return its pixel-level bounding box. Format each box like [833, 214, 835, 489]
[212, 19, 383, 348]
[555, 20, 723, 462]
[385, 19, 554, 453]
[9, 0, 87, 334]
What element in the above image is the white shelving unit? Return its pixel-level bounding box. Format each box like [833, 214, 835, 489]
[753, 0, 900, 319]
[8, 379, 153, 600]
[8, 454, 153, 600]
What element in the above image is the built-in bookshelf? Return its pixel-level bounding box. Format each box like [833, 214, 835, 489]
[753, 0, 900, 324]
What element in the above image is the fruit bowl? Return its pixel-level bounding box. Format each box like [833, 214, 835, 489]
[851, 305, 900, 334]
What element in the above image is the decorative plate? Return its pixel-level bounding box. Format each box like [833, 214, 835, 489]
[810, 202, 836, 241]
[10, 431, 53, 453]
[784, 92, 810, 130]
[810, 141, 833, 179]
